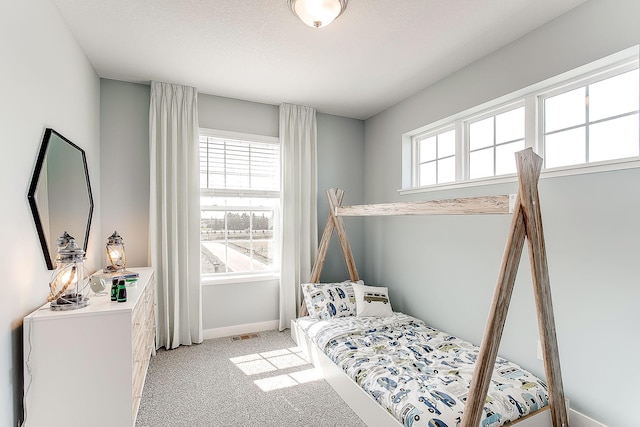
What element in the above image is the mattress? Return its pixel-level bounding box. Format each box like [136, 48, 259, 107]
[296, 313, 549, 427]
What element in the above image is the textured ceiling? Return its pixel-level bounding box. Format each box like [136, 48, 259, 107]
[53, 0, 586, 120]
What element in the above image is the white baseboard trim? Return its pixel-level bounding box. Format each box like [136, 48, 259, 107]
[203, 320, 279, 340]
[569, 408, 607, 427]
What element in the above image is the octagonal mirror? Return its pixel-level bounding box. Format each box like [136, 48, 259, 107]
[28, 128, 94, 270]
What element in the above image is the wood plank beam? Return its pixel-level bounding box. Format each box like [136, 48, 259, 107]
[336, 194, 515, 217]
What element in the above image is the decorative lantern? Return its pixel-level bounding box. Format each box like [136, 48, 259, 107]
[48, 232, 89, 311]
[105, 231, 126, 272]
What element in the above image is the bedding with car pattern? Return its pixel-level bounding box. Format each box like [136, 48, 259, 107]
[297, 313, 549, 427]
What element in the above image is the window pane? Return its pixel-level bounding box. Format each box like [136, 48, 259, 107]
[201, 211, 228, 274]
[438, 157, 455, 183]
[545, 87, 586, 133]
[251, 211, 274, 269]
[439, 130, 455, 157]
[419, 161, 436, 186]
[469, 117, 494, 150]
[545, 127, 586, 168]
[590, 69, 639, 121]
[225, 211, 252, 273]
[589, 114, 639, 162]
[496, 107, 525, 144]
[419, 136, 436, 162]
[469, 147, 493, 179]
[496, 140, 525, 175]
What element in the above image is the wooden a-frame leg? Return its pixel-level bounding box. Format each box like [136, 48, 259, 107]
[462, 148, 567, 427]
[326, 189, 359, 283]
[518, 151, 569, 427]
[461, 197, 527, 427]
[299, 189, 345, 317]
[310, 189, 345, 283]
[299, 188, 360, 317]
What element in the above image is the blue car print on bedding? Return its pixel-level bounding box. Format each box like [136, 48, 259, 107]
[301, 312, 549, 427]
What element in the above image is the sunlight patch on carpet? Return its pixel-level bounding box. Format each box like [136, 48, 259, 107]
[231, 346, 322, 391]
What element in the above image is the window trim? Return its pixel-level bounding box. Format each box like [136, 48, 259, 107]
[401, 45, 639, 195]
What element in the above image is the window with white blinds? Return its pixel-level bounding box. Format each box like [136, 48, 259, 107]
[200, 136, 280, 194]
[199, 132, 280, 281]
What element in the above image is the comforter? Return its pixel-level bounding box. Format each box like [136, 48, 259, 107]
[297, 313, 549, 427]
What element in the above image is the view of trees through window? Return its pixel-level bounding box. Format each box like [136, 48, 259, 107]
[200, 209, 275, 274]
[199, 133, 280, 278]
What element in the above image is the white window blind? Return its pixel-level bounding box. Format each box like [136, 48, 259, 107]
[200, 136, 280, 193]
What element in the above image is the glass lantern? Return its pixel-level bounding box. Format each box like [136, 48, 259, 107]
[48, 232, 89, 311]
[105, 231, 126, 272]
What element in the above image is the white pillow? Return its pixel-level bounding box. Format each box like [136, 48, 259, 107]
[353, 282, 393, 318]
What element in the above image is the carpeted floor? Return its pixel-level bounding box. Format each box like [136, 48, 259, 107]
[135, 330, 367, 427]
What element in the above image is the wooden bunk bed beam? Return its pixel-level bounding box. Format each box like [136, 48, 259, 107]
[336, 194, 517, 216]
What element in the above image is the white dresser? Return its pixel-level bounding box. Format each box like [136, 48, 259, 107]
[23, 267, 155, 427]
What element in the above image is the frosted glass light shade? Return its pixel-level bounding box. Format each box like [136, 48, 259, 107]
[289, 0, 348, 28]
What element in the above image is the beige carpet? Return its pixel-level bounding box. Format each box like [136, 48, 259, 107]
[135, 330, 367, 427]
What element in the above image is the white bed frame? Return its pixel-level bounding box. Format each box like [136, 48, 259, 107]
[296, 149, 569, 427]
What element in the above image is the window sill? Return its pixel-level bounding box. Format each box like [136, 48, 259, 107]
[399, 157, 640, 196]
[201, 272, 280, 286]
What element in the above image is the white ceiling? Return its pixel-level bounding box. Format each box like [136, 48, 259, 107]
[53, 0, 586, 120]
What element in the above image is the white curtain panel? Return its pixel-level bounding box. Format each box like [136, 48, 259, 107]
[149, 81, 203, 349]
[279, 103, 318, 331]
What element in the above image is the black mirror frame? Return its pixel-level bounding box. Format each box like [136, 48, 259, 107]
[27, 128, 94, 270]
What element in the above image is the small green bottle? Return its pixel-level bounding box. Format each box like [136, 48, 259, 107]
[116, 279, 127, 302]
[110, 278, 118, 301]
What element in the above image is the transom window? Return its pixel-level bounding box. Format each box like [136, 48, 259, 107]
[199, 131, 280, 279]
[468, 105, 525, 179]
[415, 128, 455, 186]
[405, 47, 639, 191]
[542, 68, 639, 169]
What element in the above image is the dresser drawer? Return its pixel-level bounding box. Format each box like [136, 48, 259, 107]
[131, 272, 155, 421]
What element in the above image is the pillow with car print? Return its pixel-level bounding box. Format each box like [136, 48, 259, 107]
[352, 282, 393, 318]
[300, 280, 362, 320]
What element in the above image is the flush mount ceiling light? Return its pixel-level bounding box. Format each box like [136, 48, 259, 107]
[288, 0, 348, 29]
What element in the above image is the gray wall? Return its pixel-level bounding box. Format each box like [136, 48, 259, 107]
[316, 113, 365, 282]
[0, 1, 101, 425]
[362, 0, 639, 425]
[99, 82, 365, 330]
[100, 79, 150, 268]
